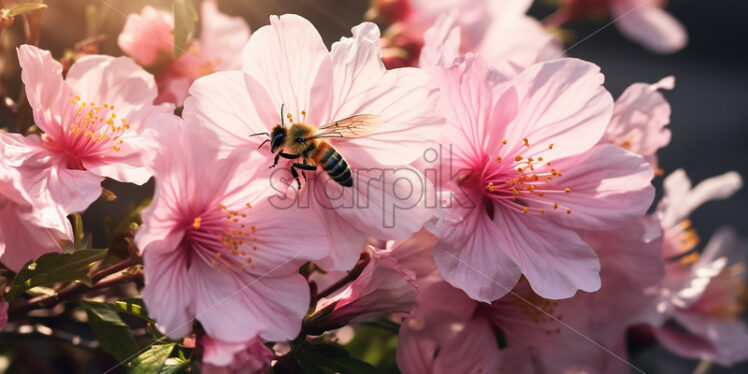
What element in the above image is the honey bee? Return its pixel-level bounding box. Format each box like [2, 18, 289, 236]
[252, 105, 381, 188]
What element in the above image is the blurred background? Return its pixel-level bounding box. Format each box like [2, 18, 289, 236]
[0, 0, 746, 373]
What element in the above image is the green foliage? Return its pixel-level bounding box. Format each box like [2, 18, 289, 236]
[110, 298, 154, 322]
[80, 300, 140, 362]
[346, 324, 400, 373]
[127, 343, 176, 374]
[172, 0, 197, 58]
[294, 341, 382, 374]
[5, 249, 107, 300]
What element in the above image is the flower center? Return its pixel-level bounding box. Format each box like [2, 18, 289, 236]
[482, 138, 573, 216]
[185, 201, 261, 273]
[46, 94, 132, 169]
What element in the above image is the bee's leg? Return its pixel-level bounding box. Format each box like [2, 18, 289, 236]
[270, 152, 300, 168]
[290, 166, 302, 189]
[293, 163, 316, 183]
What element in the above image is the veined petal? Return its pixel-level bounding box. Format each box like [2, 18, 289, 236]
[17, 44, 67, 139]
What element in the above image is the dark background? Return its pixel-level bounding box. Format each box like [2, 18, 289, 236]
[1, 0, 746, 373]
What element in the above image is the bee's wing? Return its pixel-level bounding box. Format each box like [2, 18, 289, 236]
[310, 114, 381, 139]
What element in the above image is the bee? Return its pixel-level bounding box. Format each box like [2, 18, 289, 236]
[252, 105, 381, 189]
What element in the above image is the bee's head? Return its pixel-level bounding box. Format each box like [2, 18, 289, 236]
[269, 126, 286, 153]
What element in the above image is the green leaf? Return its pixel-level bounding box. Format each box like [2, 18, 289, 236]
[6, 249, 107, 300]
[8, 3, 47, 17]
[172, 0, 197, 58]
[297, 342, 381, 374]
[128, 343, 176, 374]
[110, 298, 154, 322]
[158, 357, 190, 374]
[80, 300, 140, 362]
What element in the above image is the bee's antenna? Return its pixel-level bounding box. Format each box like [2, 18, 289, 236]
[249, 132, 269, 137]
[280, 103, 285, 128]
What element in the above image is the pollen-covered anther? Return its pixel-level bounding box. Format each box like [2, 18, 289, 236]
[564, 188, 571, 193]
[487, 182, 495, 192]
[193, 217, 202, 229]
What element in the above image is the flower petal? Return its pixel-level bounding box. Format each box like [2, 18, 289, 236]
[604, 76, 674, 163]
[241, 14, 332, 127]
[493, 206, 601, 300]
[507, 58, 613, 161]
[184, 71, 268, 150]
[612, 3, 687, 54]
[193, 264, 310, 342]
[65, 55, 159, 114]
[328, 22, 444, 166]
[540, 144, 655, 231]
[199, 0, 251, 70]
[432, 200, 523, 302]
[143, 249, 196, 339]
[17, 44, 67, 139]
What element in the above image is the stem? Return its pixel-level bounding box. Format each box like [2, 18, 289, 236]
[91, 257, 137, 283]
[693, 360, 712, 374]
[8, 266, 143, 318]
[315, 253, 370, 299]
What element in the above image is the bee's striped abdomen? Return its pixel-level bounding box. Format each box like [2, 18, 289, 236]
[320, 147, 353, 187]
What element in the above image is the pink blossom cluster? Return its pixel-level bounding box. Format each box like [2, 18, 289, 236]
[0, 0, 744, 373]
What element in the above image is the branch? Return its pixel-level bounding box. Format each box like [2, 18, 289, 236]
[8, 266, 143, 318]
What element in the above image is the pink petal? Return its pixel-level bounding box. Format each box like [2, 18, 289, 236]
[0, 201, 65, 271]
[117, 5, 174, 66]
[419, 12, 461, 68]
[477, 16, 563, 78]
[143, 249, 196, 339]
[612, 2, 688, 54]
[583, 217, 665, 291]
[193, 263, 310, 342]
[666, 312, 748, 366]
[432, 200, 523, 302]
[65, 55, 159, 115]
[241, 14, 332, 127]
[539, 144, 655, 231]
[0, 132, 73, 238]
[315, 249, 417, 326]
[0, 132, 102, 214]
[388, 228, 439, 281]
[397, 280, 478, 374]
[226, 199, 329, 275]
[435, 54, 519, 165]
[432, 315, 502, 374]
[604, 76, 674, 164]
[328, 22, 444, 166]
[198, 0, 251, 70]
[324, 167, 433, 242]
[659, 169, 743, 229]
[183, 71, 268, 150]
[201, 335, 272, 371]
[492, 206, 601, 300]
[311, 200, 368, 272]
[17, 45, 67, 139]
[507, 58, 614, 161]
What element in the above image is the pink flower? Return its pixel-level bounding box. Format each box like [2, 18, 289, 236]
[310, 248, 417, 331]
[0, 141, 72, 271]
[184, 14, 444, 271]
[552, 0, 687, 54]
[398, 219, 663, 374]
[116, 5, 174, 67]
[419, 3, 562, 77]
[200, 335, 273, 373]
[118, 1, 250, 105]
[135, 112, 331, 343]
[10, 44, 171, 214]
[652, 227, 748, 366]
[601, 76, 674, 170]
[429, 55, 655, 302]
[397, 278, 635, 374]
[633, 170, 748, 365]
